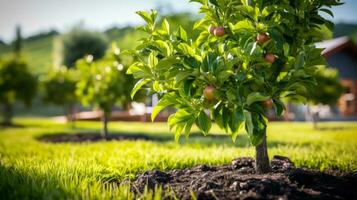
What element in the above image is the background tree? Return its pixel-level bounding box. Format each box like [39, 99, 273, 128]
[0, 26, 37, 126]
[54, 27, 108, 68]
[12, 26, 22, 55]
[41, 66, 78, 126]
[0, 58, 37, 125]
[129, 0, 342, 173]
[307, 66, 345, 129]
[76, 45, 142, 139]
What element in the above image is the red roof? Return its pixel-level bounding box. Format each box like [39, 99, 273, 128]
[315, 36, 357, 58]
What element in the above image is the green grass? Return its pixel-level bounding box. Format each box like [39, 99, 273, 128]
[0, 118, 356, 199]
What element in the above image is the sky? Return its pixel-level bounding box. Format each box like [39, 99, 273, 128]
[0, 0, 357, 42]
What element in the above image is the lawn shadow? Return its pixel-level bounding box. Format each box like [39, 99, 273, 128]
[36, 131, 315, 149]
[37, 132, 174, 143]
[0, 123, 25, 129]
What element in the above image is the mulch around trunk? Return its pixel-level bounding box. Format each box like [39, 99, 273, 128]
[37, 133, 167, 143]
[131, 156, 357, 200]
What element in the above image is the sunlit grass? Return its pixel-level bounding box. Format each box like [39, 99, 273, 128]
[0, 118, 356, 199]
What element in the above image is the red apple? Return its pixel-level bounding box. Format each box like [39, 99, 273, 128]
[203, 85, 216, 101]
[265, 53, 276, 64]
[263, 99, 274, 109]
[214, 26, 225, 37]
[208, 25, 216, 35]
[256, 33, 270, 44]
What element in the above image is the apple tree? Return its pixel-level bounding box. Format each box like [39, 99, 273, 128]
[307, 66, 344, 128]
[0, 57, 37, 125]
[76, 45, 141, 139]
[41, 66, 78, 126]
[129, 0, 342, 173]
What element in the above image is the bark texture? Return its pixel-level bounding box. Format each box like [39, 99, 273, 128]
[102, 113, 109, 140]
[255, 131, 271, 173]
[2, 102, 13, 126]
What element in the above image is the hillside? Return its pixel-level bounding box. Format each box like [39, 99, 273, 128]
[0, 33, 56, 75]
[333, 23, 357, 42]
[0, 27, 136, 75]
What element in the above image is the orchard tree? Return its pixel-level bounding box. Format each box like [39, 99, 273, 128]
[128, 0, 342, 173]
[0, 26, 37, 126]
[307, 66, 344, 128]
[76, 45, 141, 139]
[0, 57, 37, 125]
[41, 66, 78, 126]
[54, 27, 108, 68]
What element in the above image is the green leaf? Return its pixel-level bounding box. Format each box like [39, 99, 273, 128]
[155, 57, 180, 71]
[178, 43, 196, 57]
[320, 8, 334, 17]
[244, 111, 266, 146]
[295, 52, 305, 69]
[229, 108, 244, 142]
[246, 92, 270, 106]
[151, 94, 176, 121]
[161, 19, 170, 34]
[126, 62, 152, 79]
[208, 0, 218, 6]
[196, 111, 211, 135]
[273, 99, 285, 117]
[131, 79, 149, 99]
[148, 52, 158, 68]
[177, 26, 188, 42]
[230, 20, 254, 33]
[175, 70, 193, 83]
[168, 108, 197, 141]
[136, 11, 156, 25]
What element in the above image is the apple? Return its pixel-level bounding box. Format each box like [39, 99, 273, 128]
[214, 26, 225, 37]
[256, 33, 270, 44]
[263, 99, 274, 109]
[203, 85, 216, 101]
[208, 25, 216, 35]
[265, 53, 276, 64]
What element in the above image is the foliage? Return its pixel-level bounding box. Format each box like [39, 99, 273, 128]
[0, 56, 37, 106]
[41, 66, 78, 107]
[308, 66, 344, 105]
[54, 28, 108, 68]
[0, 119, 356, 199]
[129, 0, 342, 145]
[12, 26, 22, 54]
[76, 45, 142, 116]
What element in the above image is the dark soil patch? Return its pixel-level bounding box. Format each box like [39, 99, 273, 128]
[132, 156, 357, 200]
[37, 132, 170, 143]
[0, 123, 25, 128]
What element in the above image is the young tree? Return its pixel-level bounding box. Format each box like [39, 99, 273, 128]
[54, 27, 108, 68]
[307, 66, 345, 129]
[0, 57, 37, 125]
[0, 26, 37, 126]
[76, 45, 140, 139]
[128, 0, 342, 173]
[13, 26, 22, 55]
[41, 66, 78, 126]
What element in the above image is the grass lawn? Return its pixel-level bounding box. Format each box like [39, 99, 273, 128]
[0, 118, 356, 199]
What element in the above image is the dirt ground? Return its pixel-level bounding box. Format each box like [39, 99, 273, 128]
[132, 156, 357, 200]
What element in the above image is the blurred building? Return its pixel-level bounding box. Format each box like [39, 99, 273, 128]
[316, 36, 357, 116]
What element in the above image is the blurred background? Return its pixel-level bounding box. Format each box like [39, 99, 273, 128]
[0, 0, 357, 125]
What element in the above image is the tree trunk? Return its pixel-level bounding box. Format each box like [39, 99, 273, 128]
[2, 102, 13, 126]
[102, 112, 109, 140]
[65, 103, 76, 129]
[255, 131, 271, 174]
[312, 112, 319, 130]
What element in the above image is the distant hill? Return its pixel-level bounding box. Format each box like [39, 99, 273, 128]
[333, 23, 357, 42]
[0, 27, 136, 75]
